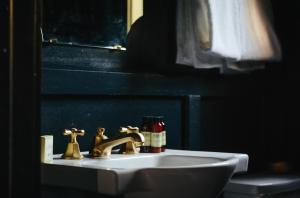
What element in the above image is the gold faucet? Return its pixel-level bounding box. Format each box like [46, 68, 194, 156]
[90, 127, 144, 158]
[62, 128, 85, 160]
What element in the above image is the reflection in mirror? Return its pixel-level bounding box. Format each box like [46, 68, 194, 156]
[42, 0, 127, 47]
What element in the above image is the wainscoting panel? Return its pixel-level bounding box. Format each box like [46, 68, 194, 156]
[42, 95, 183, 154]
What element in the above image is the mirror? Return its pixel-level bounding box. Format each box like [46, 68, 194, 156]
[42, 0, 143, 48]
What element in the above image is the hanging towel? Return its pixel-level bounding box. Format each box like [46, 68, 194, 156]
[176, 0, 281, 70]
[209, 0, 281, 61]
[176, 0, 224, 69]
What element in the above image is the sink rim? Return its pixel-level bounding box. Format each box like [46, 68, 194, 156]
[79, 155, 239, 170]
[49, 150, 243, 171]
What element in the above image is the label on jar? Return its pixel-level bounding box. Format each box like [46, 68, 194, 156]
[141, 131, 151, 146]
[151, 132, 163, 147]
[161, 131, 166, 146]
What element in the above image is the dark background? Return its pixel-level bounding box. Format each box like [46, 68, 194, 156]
[2, 0, 300, 198]
[41, 0, 300, 173]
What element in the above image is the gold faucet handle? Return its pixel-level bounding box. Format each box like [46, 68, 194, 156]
[119, 126, 139, 134]
[127, 126, 139, 132]
[63, 128, 85, 144]
[76, 129, 85, 136]
[63, 128, 85, 135]
[63, 129, 74, 136]
[96, 127, 108, 140]
[91, 127, 108, 148]
[62, 128, 85, 160]
[119, 127, 129, 133]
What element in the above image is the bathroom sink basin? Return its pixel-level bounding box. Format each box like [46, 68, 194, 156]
[41, 149, 248, 198]
[82, 154, 225, 169]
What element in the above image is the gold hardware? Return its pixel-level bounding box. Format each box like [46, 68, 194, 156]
[119, 126, 140, 154]
[90, 127, 144, 158]
[95, 127, 108, 144]
[62, 128, 85, 160]
[119, 126, 139, 133]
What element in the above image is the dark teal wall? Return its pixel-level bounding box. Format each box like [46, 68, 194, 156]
[42, 94, 182, 153]
[41, 46, 266, 172]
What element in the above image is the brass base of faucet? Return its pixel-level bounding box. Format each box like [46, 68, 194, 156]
[90, 127, 144, 158]
[120, 142, 139, 154]
[62, 143, 84, 160]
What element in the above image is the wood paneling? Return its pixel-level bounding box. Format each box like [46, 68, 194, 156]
[4, 0, 42, 197]
[41, 95, 183, 153]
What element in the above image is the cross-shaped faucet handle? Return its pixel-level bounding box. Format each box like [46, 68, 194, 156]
[62, 128, 86, 159]
[63, 128, 85, 143]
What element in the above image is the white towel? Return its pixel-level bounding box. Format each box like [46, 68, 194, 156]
[176, 0, 223, 69]
[209, 0, 281, 61]
[176, 0, 281, 70]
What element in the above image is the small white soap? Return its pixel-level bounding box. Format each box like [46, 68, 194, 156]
[41, 135, 53, 163]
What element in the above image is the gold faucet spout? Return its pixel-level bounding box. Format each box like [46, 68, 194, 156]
[90, 127, 144, 158]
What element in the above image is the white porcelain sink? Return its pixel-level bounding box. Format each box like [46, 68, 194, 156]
[41, 149, 248, 198]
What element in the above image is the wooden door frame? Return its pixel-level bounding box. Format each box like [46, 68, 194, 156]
[1, 0, 41, 197]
